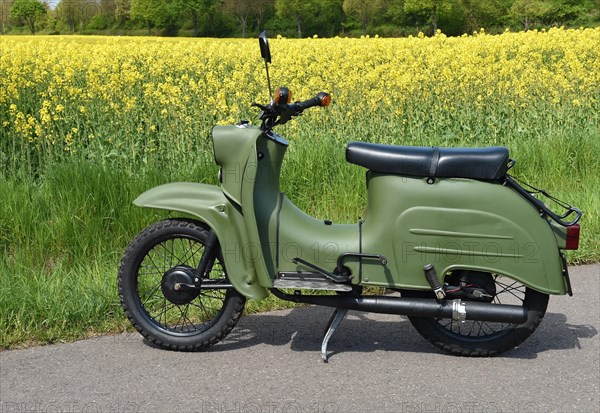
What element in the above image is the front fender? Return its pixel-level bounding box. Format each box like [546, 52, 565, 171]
[134, 182, 268, 299]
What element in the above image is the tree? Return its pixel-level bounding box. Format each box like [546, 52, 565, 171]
[84, 0, 116, 30]
[114, 0, 131, 24]
[172, 0, 218, 37]
[509, 0, 552, 30]
[222, 0, 251, 37]
[458, 0, 507, 33]
[383, 0, 408, 27]
[252, 0, 274, 32]
[404, 0, 455, 34]
[343, 0, 385, 34]
[10, 0, 47, 34]
[314, 0, 344, 36]
[546, 0, 599, 25]
[1, 0, 13, 34]
[131, 0, 177, 34]
[222, 0, 272, 37]
[275, 0, 315, 38]
[56, 0, 85, 33]
[99, 0, 116, 22]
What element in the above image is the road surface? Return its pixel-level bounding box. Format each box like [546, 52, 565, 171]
[1, 264, 598, 413]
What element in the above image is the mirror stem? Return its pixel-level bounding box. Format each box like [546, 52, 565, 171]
[265, 60, 273, 103]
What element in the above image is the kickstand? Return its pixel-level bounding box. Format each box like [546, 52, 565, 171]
[321, 308, 348, 363]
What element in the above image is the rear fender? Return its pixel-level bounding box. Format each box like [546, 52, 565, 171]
[134, 182, 268, 299]
[361, 175, 567, 295]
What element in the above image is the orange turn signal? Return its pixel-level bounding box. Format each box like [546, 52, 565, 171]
[320, 93, 332, 107]
[274, 87, 292, 105]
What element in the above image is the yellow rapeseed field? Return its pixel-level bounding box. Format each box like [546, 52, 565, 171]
[1, 28, 599, 167]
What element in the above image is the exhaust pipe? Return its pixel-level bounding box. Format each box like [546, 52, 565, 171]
[271, 289, 528, 324]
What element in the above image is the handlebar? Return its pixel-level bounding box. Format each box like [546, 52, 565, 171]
[254, 91, 331, 131]
[288, 92, 331, 113]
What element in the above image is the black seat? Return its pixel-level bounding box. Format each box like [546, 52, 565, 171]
[346, 142, 509, 181]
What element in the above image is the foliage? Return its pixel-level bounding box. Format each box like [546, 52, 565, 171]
[172, 0, 219, 37]
[219, 0, 274, 37]
[0, 30, 599, 347]
[343, 0, 385, 34]
[275, 0, 314, 38]
[9, 0, 46, 34]
[55, 0, 97, 33]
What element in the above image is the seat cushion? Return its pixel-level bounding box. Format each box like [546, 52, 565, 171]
[346, 142, 509, 181]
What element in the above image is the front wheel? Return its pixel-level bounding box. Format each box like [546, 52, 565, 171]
[402, 273, 549, 356]
[118, 219, 246, 351]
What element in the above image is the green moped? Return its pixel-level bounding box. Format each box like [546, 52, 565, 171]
[118, 32, 582, 361]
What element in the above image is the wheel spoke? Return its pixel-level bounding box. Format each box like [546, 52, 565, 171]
[159, 239, 184, 267]
[138, 267, 163, 277]
[183, 240, 204, 266]
[498, 287, 525, 302]
[144, 253, 164, 277]
[151, 297, 169, 324]
[123, 224, 244, 341]
[190, 301, 211, 320]
[141, 282, 162, 306]
[199, 290, 227, 300]
[496, 280, 526, 297]
[430, 275, 530, 340]
[174, 304, 192, 331]
[182, 304, 198, 332]
[476, 320, 484, 336]
[467, 320, 477, 336]
[482, 321, 494, 335]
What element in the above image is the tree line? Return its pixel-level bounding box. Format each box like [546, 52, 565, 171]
[3, 0, 599, 37]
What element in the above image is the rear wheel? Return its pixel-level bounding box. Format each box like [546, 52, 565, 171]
[402, 272, 549, 356]
[118, 219, 245, 351]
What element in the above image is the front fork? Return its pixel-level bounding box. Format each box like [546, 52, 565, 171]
[175, 230, 231, 292]
[193, 230, 236, 290]
[196, 230, 220, 285]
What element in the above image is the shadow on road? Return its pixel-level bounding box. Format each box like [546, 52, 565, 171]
[188, 306, 598, 359]
[509, 312, 598, 359]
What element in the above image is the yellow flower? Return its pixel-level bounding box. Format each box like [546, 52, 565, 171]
[1, 30, 598, 156]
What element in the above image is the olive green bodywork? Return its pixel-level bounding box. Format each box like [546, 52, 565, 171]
[134, 125, 568, 300]
[133, 182, 268, 299]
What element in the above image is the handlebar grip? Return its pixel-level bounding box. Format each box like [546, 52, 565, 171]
[290, 92, 331, 112]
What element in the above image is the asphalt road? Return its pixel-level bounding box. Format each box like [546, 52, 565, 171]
[1, 264, 599, 413]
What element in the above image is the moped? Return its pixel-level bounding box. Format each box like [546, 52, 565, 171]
[118, 32, 582, 361]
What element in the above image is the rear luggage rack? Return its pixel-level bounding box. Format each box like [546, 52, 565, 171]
[505, 175, 582, 226]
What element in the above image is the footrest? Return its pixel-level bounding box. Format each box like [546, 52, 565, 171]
[273, 279, 352, 292]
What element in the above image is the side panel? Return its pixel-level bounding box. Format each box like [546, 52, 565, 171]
[133, 182, 268, 299]
[249, 135, 361, 283]
[361, 174, 566, 294]
[239, 140, 276, 288]
[277, 196, 360, 276]
[212, 125, 263, 205]
[252, 136, 285, 281]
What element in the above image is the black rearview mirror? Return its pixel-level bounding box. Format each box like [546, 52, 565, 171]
[259, 31, 271, 64]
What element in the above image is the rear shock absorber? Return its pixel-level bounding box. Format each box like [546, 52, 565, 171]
[423, 264, 446, 301]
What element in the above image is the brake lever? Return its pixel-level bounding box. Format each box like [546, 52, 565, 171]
[251, 102, 268, 111]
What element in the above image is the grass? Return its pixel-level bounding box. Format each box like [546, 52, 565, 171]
[1, 109, 598, 349]
[0, 160, 302, 348]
